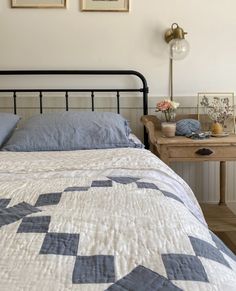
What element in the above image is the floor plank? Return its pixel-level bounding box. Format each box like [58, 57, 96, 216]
[200, 203, 236, 254]
[201, 204, 235, 219]
[216, 232, 236, 254]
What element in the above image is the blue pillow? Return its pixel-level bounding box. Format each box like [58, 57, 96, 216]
[0, 113, 20, 147]
[2, 112, 135, 152]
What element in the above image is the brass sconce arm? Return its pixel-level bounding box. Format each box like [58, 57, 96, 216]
[165, 23, 188, 43]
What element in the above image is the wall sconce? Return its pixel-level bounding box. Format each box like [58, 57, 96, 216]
[165, 23, 190, 100]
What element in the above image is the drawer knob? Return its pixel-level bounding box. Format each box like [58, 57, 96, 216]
[195, 148, 214, 156]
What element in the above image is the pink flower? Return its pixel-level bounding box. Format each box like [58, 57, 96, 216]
[155, 99, 180, 122]
[156, 100, 171, 111]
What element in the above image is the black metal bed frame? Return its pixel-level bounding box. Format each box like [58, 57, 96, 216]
[0, 70, 149, 147]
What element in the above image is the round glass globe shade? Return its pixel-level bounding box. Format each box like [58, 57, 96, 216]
[169, 39, 190, 60]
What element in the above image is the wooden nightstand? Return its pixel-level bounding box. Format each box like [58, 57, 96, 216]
[141, 115, 236, 206]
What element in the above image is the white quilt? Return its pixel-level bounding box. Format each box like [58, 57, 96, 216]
[0, 148, 236, 291]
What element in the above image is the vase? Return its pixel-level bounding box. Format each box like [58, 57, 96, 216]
[211, 122, 223, 134]
[161, 122, 176, 138]
[161, 111, 176, 123]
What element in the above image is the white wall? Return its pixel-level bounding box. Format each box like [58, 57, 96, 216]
[1, 0, 236, 95]
[0, 0, 236, 203]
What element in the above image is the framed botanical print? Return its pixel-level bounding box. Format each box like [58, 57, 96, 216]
[197, 92, 235, 133]
[11, 0, 67, 8]
[80, 0, 129, 12]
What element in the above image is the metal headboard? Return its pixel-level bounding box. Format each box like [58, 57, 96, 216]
[0, 70, 149, 148]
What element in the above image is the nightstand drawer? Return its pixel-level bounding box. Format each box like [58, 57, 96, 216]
[168, 146, 236, 159]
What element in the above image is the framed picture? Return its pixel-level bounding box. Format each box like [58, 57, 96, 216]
[197, 92, 235, 133]
[80, 0, 129, 12]
[11, 0, 67, 8]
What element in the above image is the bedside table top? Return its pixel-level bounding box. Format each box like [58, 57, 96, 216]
[141, 115, 236, 146]
[154, 131, 236, 146]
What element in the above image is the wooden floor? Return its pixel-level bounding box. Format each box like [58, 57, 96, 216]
[201, 204, 236, 254]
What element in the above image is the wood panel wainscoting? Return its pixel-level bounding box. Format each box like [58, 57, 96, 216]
[141, 115, 236, 254]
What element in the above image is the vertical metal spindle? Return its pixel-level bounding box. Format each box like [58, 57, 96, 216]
[65, 91, 69, 111]
[13, 91, 17, 115]
[143, 87, 149, 149]
[116, 91, 120, 114]
[91, 91, 95, 111]
[39, 91, 43, 114]
[170, 58, 173, 101]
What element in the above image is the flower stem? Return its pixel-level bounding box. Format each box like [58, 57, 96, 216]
[164, 111, 168, 122]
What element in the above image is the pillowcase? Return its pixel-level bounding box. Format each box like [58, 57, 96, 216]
[2, 111, 135, 152]
[128, 133, 144, 148]
[0, 113, 20, 147]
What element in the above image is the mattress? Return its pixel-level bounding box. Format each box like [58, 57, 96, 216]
[0, 148, 236, 291]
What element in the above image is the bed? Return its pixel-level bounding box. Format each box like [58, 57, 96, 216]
[0, 70, 236, 291]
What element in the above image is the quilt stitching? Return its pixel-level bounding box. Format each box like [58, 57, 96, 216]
[160, 189, 206, 225]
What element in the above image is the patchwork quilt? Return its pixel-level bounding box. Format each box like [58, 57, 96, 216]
[0, 148, 236, 291]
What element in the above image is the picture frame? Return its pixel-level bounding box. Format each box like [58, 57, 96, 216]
[80, 0, 129, 12]
[11, 0, 67, 8]
[197, 92, 235, 133]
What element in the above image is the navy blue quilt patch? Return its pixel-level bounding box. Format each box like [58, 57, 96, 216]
[17, 216, 51, 233]
[189, 236, 231, 269]
[162, 190, 184, 204]
[136, 182, 159, 190]
[162, 254, 209, 282]
[106, 265, 182, 291]
[73, 255, 115, 284]
[210, 231, 236, 262]
[35, 192, 62, 207]
[91, 180, 113, 188]
[0, 198, 11, 209]
[64, 186, 90, 192]
[40, 233, 80, 256]
[0, 202, 41, 228]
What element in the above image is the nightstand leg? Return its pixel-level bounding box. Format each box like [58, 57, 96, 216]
[219, 161, 226, 206]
